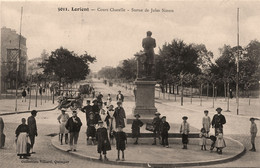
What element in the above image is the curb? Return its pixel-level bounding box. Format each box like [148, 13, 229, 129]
[51, 135, 246, 167]
[0, 105, 59, 116]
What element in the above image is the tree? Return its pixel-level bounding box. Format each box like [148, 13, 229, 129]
[40, 47, 96, 90]
[192, 44, 213, 73]
[118, 58, 137, 81]
[159, 40, 201, 77]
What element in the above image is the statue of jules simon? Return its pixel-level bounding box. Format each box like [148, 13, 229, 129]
[142, 31, 156, 78]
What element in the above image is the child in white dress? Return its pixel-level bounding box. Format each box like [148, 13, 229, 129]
[199, 128, 207, 150]
[215, 129, 226, 154]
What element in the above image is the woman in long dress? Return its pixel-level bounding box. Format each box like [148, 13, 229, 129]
[15, 118, 30, 159]
[57, 108, 69, 145]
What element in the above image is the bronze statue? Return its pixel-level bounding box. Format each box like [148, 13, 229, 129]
[142, 31, 156, 78]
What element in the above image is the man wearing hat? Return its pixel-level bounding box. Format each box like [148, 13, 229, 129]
[249, 117, 258, 152]
[65, 111, 82, 152]
[92, 99, 100, 124]
[113, 101, 126, 131]
[57, 108, 69, 145]
[160, 116, 170, 148]
[27, 110, 38, 154]
[152, 112, 162, 145]
[212, 107, 226, 135]
[116, 91, 124, 103]
[81, 100, 92, 124]
[96, 120, 111, 161]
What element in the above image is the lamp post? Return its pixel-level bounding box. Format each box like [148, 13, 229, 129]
[236, 8, 240, 115]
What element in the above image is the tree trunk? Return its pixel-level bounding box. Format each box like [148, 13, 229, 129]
[200, 83, 203, 106]
[227, 82, 230, 111]
[212, 83, 215, 108]
[224, 81, 226, 101]
[207, 83, 209, 100]
[249, 90, 251, 106]
[181, 80, 184, 106]
[190, 86, 193, 104]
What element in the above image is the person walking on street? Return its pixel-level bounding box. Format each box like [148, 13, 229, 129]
[249, 117, 258, 152]
[57, 108, 69, 145]
[15, 118, 31, 159]
[212, 107, 226, 135]
[22, 89, 27, 102]
[0, 117, 5, 148]
[27, 110, 38, 154]
[180, 116, 190, 149]
[65, 111, 82, 152]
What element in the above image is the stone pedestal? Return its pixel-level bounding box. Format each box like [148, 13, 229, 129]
[127, 80, 157, 124]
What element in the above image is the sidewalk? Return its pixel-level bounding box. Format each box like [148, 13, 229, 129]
[155, 92, 260, 118]
[52, 131, 245, 167]
[0, 96, 58, 115]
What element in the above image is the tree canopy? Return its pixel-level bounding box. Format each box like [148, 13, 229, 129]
[40, 47, 96, 84]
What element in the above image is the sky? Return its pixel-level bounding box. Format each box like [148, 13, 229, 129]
[1, 0, 260, 72]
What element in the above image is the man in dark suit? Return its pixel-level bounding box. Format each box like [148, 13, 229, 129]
[116, 91, 124, 103]
[212, 107, 226, 135]
[65, 111, 82, 152]
[27, 110, 38, 153]
[142, 31, 156, 77]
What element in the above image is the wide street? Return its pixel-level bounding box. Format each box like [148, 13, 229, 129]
[0, 78, 259, 168]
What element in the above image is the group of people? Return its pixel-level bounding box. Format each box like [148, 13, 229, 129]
[56, 90, 127, 161]
[0, 86, 257, 161]
[14, 110, 38, 159]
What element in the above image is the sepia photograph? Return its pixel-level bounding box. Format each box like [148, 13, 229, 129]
[0, 0, 260, 167]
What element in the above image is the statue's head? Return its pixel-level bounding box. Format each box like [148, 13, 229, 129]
[147, 31, 152, 36]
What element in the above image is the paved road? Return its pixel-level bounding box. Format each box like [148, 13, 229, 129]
[0, 78, 259, 168]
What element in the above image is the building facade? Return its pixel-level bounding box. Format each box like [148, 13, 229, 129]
[0, 27, 28, 93]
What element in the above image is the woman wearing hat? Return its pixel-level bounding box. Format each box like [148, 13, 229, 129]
[212, 107, 226, 135]
[57, 108, 69, 145]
